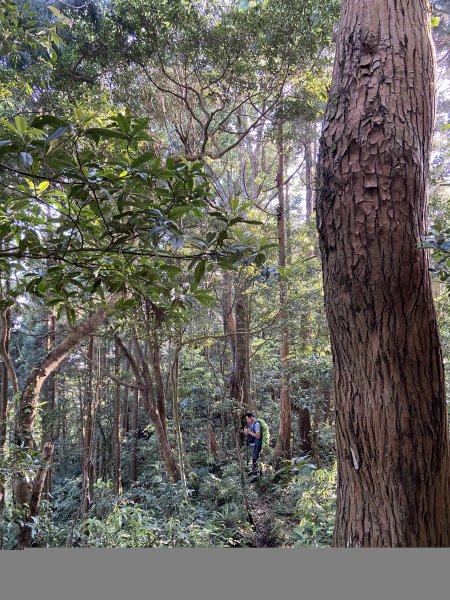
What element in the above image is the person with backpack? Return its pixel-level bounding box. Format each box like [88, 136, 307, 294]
[243, 411, 262, 482]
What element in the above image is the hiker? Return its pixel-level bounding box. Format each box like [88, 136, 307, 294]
[243, 411, 261, 481]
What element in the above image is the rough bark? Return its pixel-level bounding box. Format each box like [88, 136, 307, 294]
[316, 0, 450, 546]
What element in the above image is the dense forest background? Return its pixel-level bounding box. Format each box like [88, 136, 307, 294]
[1, 0, 450, 549]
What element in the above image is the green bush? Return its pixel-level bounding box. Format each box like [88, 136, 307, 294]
[291, 464, 336, 547]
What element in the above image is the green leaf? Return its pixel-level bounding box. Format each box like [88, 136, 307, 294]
[14, 116, 27, 135]
[230, 197, 239, 212]
[31, 115, 69, 129]
[130, 151, 155, 168]
[194, 260, 206, 284]
[85, 128, 129, 143]
[169, 205, 193, 219]
[0, 117, 19, 135]
[193, 290, 215, 306]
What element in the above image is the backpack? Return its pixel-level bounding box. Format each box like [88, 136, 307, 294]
[255, 418, 270, 450]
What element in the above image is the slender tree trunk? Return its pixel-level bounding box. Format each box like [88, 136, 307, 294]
[232, 286, 251, 409]
[299, 407, 312, 456]
[130, 388, 139, 483]
[13, 306, 109, 516]
[222, 270, 237, 400]
[312, 393, 322, 468]
[304, 126, 314, 221]
[43, 312, 56, 499]
[116, 337, 181, 483]
[150, 333, 167, 435]
[207, 423, 227, 459]
[122, 384, 129, 434]
[316, 0, 450, 546]
[0, 303, 11, 511]
[170, 339, 188, 488]
[276, 121, 291, 459]
[324, 384, 332, 424]
[81, 336, 94, 515]
[113, 338, 122, 496]
[17, 442, 54, 549]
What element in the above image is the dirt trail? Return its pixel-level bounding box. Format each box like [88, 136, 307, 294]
[249, 493, 272, 547]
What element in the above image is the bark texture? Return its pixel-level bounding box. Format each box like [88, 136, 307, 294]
[316, 0, 450, 546]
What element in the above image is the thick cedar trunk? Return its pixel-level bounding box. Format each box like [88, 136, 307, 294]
[276, 122, 291, 459]
[316, 0, 450, 546]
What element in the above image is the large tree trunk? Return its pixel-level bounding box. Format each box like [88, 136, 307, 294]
[316, 0, 450, 546]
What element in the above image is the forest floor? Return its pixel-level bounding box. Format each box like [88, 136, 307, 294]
[250, 493, 271, 547]
[247, 479, 295, 548]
